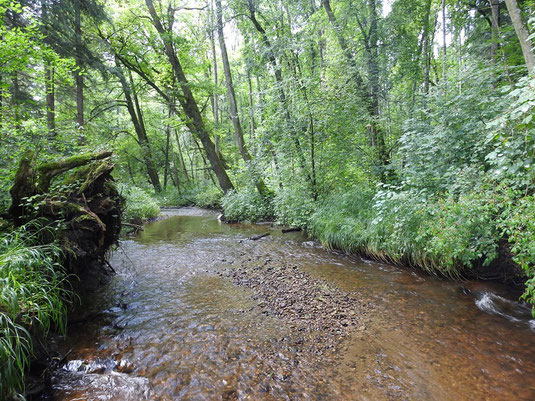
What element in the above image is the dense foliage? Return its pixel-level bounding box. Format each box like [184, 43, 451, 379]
[119, 184, 160, 224]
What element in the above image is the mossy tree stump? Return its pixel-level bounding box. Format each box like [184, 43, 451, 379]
[8, 151, 123, 274]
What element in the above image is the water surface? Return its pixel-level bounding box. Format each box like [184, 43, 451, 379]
[53, 208, 535, 400]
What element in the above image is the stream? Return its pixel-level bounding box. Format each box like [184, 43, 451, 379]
[52, 208, 535, 400]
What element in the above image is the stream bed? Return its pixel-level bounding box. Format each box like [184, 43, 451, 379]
[52, 208, 535, 400]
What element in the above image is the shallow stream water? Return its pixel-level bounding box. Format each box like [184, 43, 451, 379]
[52, 208, 535, 400]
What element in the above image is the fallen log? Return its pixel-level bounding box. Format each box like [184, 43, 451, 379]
[282, 227, 302, 234]
[122, 222, 144, 231]
[248, 232, 270, 241]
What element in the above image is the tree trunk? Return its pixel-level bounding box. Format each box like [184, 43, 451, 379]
[216, 0, 250, 162]
[442, 0, 447, 81]
[246, 0, 310, 183]
[322, 0, 368, 99]
[365, 0, 388, 176]
[216, 0, 268, 196]
[246, 69, 256, 143]
[209, 0, 222, 158]
[174, 129, 190, 183]
[164, 108, 171, 190]
[490, 0, 500, 60]
[9, 151, 122, 274]
[114, 58, 162, 192]
[145, 0, 234, 193]
[504, 0, 535, 74]
[323, 0, 388, 177]
[421, 0, 433, 94]
[74, 0, 84, 143]
[45, 63, 55, 137]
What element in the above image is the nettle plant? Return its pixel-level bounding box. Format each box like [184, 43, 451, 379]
[486, 75, 535, 310]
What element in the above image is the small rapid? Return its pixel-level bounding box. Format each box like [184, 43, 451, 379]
[51, 208, 535, 400]
[475, 291, 535, 326]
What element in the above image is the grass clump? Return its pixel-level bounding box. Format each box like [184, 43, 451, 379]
[155, 185, 223, 209]
[118, 184, 160, 224]
[190, 185, 223, 209]
[221, 190, 272, 222]
[0, 220, 73, 399]
[308, 186, 500, 279]
[272, 186, 316, 228]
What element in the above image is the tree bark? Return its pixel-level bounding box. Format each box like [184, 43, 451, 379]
[209, 0, 221, 157]
[145, 0, 234, 193]
[504, 0, 535, 74]
[442, 0, 447, 81]
[322, 0, 368, 98]
[45, 63, 55, 137]
[164, 107, 171, 190]
[246, 0, 310, 183]
[216, 0, 250, 162]
[246, 69, 256, 143]
[490, 0, 500, 60]
[114, 58, 162, 192]
[74, 0, 84, 141]
[174, 128, 190, 183]
[323, 0, 388, 178]
[216, 0, 268, 196]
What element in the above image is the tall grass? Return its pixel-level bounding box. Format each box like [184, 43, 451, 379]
[308, 187, 500, 279]
[221, 189, 272, 222]
[0, 220, 73, 399]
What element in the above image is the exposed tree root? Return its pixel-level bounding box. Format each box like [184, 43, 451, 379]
[8, 151, 123, 275]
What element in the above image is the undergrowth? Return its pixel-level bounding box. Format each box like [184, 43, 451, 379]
[118, 184, 160, 224]
[221, 189, 272, 222]
[0, 220, 73, 399]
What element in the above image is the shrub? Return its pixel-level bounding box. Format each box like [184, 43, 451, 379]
[221, 190, 272, 222]
[310, 186, 501, 278]
[153, 187, 184, 207]
[273, 186, 316, 228]
[191, 185, 223, 208]
[419, 192, 499, 276]
[308, 188, 374, 253]
[496, 190, 535, 311]
[118, 184, 160, 224]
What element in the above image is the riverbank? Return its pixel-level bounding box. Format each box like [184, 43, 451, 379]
[218, 185, 532, 306]
[0, 152, 122, 400]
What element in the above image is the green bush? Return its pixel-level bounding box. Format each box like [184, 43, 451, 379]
[0, 221, 73, 399]
[308, 188, 374, 253]
[273, 185, 316, 228]
[505, 196, 535, 309]
[421, 192, 498, 273]
[153, 187, 184, 207]
[221, 190, 272, 222]
[118, 184, 160, 224]
[191, 185, 223, 208]
[309, 186, 502, 279]
[495, 188, 535, 310]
